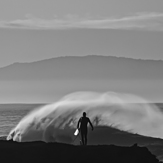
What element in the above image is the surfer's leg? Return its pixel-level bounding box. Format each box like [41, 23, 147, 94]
[84, 130, 87, 145]
[81, 132, 84, 145]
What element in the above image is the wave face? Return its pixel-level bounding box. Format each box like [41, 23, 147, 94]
[7, 92, 163, 143]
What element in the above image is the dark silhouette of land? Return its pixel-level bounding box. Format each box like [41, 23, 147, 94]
[0, 140, 160, 163]
[0, 55, 162, 103]
[0, 55, 163, 81]
[2, 125, 163, 162]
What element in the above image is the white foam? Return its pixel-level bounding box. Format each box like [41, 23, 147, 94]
[7, 91, 163, 143]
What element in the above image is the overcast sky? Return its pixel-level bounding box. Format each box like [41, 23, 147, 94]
[0, 0, 162, 67]
[0, 0, 163, 20]
[0, 1, 163, 103]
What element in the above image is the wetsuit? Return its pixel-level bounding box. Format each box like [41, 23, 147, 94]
[78, 116, 93, 145]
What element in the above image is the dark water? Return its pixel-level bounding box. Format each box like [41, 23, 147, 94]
[0, 104, 45, 136]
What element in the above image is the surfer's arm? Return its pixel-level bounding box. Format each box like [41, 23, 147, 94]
[88, 118, 94, 130]
[77, 118, 81, 129]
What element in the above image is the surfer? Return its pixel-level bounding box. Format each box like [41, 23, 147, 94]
[77, 112, 94, 145]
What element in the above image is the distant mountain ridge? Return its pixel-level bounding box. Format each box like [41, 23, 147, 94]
[0, 55, 162, 81]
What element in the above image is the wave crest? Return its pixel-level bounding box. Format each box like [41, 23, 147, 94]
[7, 91, 163, 143]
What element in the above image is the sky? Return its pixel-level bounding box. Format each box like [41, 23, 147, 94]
[0, 0, 163, 103]
[0, 0, 162, 67]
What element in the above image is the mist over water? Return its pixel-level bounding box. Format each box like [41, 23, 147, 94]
[7, 92, 163, 143]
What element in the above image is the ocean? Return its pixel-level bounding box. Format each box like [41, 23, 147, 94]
[0, 103, 163, 138]
[1, 103, 163, 162]
[0, 104, 45, 137]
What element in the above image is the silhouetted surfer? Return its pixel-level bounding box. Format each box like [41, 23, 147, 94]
[77, 112, 94, 145]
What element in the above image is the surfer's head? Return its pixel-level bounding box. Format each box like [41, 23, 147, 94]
[83, 112, 86, 117]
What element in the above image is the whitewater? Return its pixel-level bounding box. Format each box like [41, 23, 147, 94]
[7, 91, 163, 144]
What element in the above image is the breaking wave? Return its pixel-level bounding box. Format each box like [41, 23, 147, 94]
[7, 92, 163, 144]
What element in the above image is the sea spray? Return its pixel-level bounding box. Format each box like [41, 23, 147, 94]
[7, 91, 163, 143]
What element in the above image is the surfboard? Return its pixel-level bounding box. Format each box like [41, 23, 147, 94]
[74, 129, 79, 136]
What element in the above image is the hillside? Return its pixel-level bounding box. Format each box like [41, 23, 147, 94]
[0, 140, 160, 163]
[4, 125, 163, 161]
[0, 56, 162, 81]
